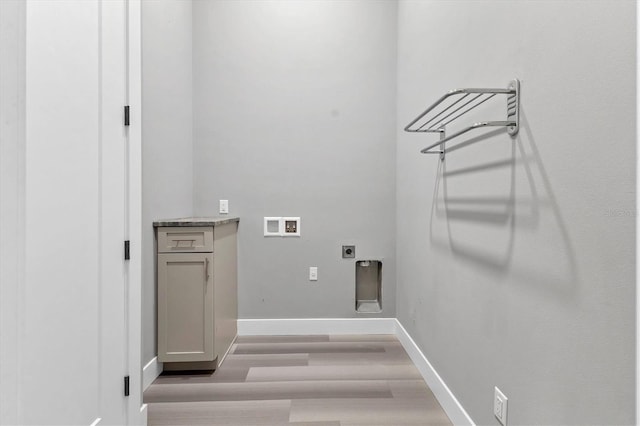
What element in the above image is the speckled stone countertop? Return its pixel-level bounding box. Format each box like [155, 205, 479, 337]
[153, 217, 240, 227]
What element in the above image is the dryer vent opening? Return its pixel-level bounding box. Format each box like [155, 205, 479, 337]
[355, 260, 382, 313]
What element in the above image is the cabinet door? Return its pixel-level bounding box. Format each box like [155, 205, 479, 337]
[157, 253, 214, 362]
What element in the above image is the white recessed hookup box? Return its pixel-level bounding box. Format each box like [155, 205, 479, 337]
[263, 217, 301, 237]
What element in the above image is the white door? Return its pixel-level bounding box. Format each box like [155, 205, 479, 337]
[0, 1, 132, 424]
[100, 0, 130, 424]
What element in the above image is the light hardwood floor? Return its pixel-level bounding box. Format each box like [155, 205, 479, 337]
[144, 334, 452, 425]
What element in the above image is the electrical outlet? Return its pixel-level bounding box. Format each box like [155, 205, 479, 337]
[309, 267, 318, 281]
[494, 387, 508, 426]
[342, 245, 355, 258]
[219, 199, 229, 214]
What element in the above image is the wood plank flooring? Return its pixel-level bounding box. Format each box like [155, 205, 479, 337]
[144, 334, 452, 426]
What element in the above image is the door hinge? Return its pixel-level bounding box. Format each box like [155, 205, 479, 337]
[124, 375, 130, 397]
[124, 240, 130, 260]
[124, 105, 130, 126]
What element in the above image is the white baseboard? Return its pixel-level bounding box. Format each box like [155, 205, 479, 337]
[142, 357, 163, 391]
[218, 334, 238, 365]
[237, 318, 397, 336]
[394, 320, 474, 426]
[139, 404, 148, 426]
[237, 317, 474, 425]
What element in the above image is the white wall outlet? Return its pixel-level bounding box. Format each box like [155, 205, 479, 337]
[309, 267, 318, 281]
[219, 199, 229, 214]
[494, 387, 508, 426]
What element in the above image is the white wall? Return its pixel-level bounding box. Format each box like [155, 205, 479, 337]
[396, 1, 636, 424]
[0, 1, 25, 423]
[25, 1, 102, 422]
[191, 0, 398, 319]
[141, 0, 194, 365]
[637, 3, 640, 422]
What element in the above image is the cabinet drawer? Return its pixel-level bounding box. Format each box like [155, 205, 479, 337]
[157, 227, 213, 253]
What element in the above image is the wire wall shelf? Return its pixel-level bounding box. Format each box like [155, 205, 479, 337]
[404, 79, 520, 159]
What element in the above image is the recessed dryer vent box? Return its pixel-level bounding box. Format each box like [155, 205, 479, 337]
[356, 260, 382, 313]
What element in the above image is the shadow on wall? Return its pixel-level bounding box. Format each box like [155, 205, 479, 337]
[428, 108, 579, 298]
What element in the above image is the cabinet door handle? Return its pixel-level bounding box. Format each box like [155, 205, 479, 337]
[205, 257, 210, 281]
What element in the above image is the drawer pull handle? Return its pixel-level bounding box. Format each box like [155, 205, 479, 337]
[205, 258, 210, 281]
[173, 238, 196, 248]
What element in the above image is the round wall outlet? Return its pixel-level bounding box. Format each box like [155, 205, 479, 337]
[342, 245, 355, 258]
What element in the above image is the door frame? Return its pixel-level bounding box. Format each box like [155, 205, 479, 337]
[126, 0, 143, 423]
[636, 3, 640, 422]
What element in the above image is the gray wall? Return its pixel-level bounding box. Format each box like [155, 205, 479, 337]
[396, 1, 636, 425]
[142, 0, 194, 365]
[192, 0, 398, 318]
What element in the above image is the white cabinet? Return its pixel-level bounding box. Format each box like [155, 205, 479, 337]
[211, 222, 238, 365]
[155, 220, 238, 370]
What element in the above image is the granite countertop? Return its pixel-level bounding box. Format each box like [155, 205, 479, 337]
[153, 217, 240, 227]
